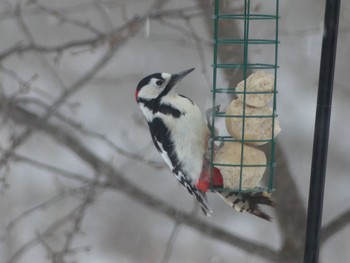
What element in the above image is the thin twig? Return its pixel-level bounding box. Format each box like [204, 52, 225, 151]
[0, 3, 191, 176]
[0, 147, 90, 183]
[93, 0, 114, 32]
[185, 18, 211, 90]
[35, 3, 104, 36]
[0, 0, 153, 21]
[320, 209, 350, 245]
[0, 4, 204, 62]
[7, 204, 80, 263]
[0, 65, 38, 96]
[0, 185, 91, 243]
[57, 184, 96, 260]
[0, 38, 123, 176]
[161, 201, 199, 263]
[161, 223, 181, 263]
[13, 98, 165, 169]
[14, 4, 69, 94]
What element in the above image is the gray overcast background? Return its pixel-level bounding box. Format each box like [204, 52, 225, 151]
[0, 0, 349, 262]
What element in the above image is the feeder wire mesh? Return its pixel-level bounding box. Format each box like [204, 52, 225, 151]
[209, 0, 280, 193]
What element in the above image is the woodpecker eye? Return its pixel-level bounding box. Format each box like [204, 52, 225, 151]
[156, 80, 164, 86]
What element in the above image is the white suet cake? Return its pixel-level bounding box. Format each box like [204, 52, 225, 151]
[214, 142, 266, 189]
[236, 71, 274, 108]
[215, 71, 281, 191]
[225, 99, 281, 146]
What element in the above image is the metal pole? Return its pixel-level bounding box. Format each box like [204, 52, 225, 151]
[304, 0, 341, 262]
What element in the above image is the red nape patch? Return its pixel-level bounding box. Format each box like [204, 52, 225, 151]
[135, 90, 139, 102]
[196, 167, 223, 192]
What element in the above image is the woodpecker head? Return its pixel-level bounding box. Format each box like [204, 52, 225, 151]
[135, 68, 194, 103]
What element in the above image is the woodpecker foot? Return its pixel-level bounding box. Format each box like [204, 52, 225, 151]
[205, 105, 221, 132]
[216, 139, 224, 152]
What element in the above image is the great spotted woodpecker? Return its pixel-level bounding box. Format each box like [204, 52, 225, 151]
[135, 68, 275, 220]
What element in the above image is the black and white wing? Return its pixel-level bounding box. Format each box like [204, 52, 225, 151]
[148, 117, 212, 216]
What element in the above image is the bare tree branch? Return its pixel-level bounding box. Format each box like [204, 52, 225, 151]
[0, 38, 102, 61]
[14, 3, 69, 94]
[0, 3, 204, 175]
[0, 186, 89, 243]
[7, 186, 94, 263]
[0, 17, 140, 178]
[53, 184, 96, 262]
[92, 0, 115, 32]
[185, 18, 211, 89]
[14, 92, 165, 170]
[0, 5, 202, 62]
[0, 0, 154, 21]
[195, 0, 246, 83]
[0, 65, 38, 96]
[320, 209, 350, 245]
[161, 202, 199, 263]
[35, 3, 104, 36]
[0, 148, 90, 183]
[161, 222, 181, 263]
[267, 143, 306, 261]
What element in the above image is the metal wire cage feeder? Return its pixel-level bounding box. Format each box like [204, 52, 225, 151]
[208, 1, 342, 262]
[209, 0, 280, 193]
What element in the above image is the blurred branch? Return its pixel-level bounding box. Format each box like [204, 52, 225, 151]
[185, 18, 211, 89]
[92, 0, 115, 32]
[0, 38, 102, 61]
[35, 3, 104, 36]
[267, 144, 306, 261]
[0, 4, 201, 62]
[14, 3, 69, 94]
[196, 0, 245, 84]
[0, 185, 89, 243]
[52, 112, 164, 169]
[0, 1, 196, 178]
[52, 184, 96, 262]
[320, 209, 350, 245]
[0, 148, 90, 183]
[7, 211, 75, 263]
[7, 185, 95, 263]
[0, 0, 153, 21]
[0, 14, 140, 62]
[161, 202, 199, 263]
[0, 45, 118, 184]
[14, 97, 165, 169]
[0, 65, 38, 96]
[161, 222, 181, 263]
[0, 14, 142, 184]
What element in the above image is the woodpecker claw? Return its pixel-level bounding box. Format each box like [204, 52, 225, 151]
[216, 139, 224, 152]
[205, 105, 221, 132]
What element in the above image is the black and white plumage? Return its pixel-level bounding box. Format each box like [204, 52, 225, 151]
[135, 68, 211, 215]
[135, 68, 275, 220]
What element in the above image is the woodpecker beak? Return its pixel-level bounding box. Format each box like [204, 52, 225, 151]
[168, 68, 195, 89]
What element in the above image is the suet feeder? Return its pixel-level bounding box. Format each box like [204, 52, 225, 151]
[209, 0, 280, 193]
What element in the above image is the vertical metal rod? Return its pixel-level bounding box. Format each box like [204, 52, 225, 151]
[304, 0, 341, 262]
[239, 0, 251, 192]
[210, 0, 220, 188]
[268, 0, 280, 192]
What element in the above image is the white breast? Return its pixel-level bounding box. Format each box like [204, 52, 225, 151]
[160, 95, 209, 182]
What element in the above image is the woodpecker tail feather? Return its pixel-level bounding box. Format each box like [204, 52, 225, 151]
[216, 191, 276, 221]
[193, 190, 212, 217]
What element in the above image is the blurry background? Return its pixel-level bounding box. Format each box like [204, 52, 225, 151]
[0, 0, 349, 262]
